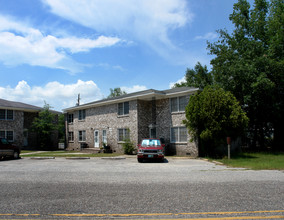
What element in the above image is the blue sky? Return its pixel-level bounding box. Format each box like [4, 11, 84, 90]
[0, 0, 253, 111]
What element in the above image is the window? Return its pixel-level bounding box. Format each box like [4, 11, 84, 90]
[0, 130, 5, 138]
[170, 96, 187, 112]
[150, 128, 156, 139]
[102, 130, 107, 144]
[78, 110, 86, 120]
[118, 102, 129, 116]
[117, 128, 130, 142]
[171, 127, 187, 143]
[0, 130, 14, 142]
[68, 132, 74, 142]
[0, 109, 14, 120]
[78, 130, 86, 142]
[68, 114, 74, 123]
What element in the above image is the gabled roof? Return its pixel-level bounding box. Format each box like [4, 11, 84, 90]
[63, 87, 198, 112]
[0, 98, 61, 114]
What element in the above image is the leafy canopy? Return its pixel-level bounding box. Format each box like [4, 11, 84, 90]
[174, 62, 213, 89]
[207, 0, 284, 149]
[108, 88, 127, 98]
[183, 86, 248, 155]
[31, 103, 58, 149]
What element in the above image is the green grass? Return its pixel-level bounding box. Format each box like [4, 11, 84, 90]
[213, 152, 284, 170]
[21, 150, 123, 158]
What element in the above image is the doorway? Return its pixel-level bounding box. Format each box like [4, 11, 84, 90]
[94, 130, 99, 148]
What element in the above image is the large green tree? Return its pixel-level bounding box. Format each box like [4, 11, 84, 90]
[31, 103, 58, 149]
[174, 62, 213, 89]
[183, 86, 249, 157]
[108, 88, 127, 98]
[207, 0, 284, 150]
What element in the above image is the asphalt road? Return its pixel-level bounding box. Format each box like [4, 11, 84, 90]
[0, 157, 283, 219]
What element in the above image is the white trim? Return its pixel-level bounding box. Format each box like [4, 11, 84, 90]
[0, 130, 14, 142]
[78, 130, 86, 142]
[94, 130, 100, 148]
[170, 127, 187, 143]
[63, 88, 198, 112]
[102, 129, 107, 145]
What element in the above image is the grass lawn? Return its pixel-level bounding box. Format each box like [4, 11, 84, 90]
[214, 152, 284, 170]
[21, 150, 123, 158]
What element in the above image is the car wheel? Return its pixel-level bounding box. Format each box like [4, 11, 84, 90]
[13, 151, 19, 159]
[137, 158, 143, 163]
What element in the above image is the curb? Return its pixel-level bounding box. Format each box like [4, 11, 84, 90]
[30, 157, 55, 160]
[101, 157, 126, 160]
[65, 157, 90, 160]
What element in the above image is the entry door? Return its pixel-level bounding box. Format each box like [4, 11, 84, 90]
[94, 130, 99, 148]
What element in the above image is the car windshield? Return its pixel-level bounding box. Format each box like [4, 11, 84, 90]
[142, 139, 161, 147]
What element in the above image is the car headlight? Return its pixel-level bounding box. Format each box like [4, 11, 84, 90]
[138, 149, 144, 153]
[158, 149, 163, 153]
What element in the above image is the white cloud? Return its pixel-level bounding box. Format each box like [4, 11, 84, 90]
[121, 85, 148, 94]
[43, 0, 192, 59]
[0, 80, 103, 111]
[195, 32, 218, 40]
[169, 76, 186, 88]
[0, 15, 120, 73]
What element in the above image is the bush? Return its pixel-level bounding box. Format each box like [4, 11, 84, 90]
[122, 138, 135, 155]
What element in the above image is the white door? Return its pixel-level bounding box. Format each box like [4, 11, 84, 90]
[94, 130, 99, 148]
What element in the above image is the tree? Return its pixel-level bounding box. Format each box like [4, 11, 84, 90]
[183, 86, 249, 157]
[31, 103, 57, 149]
[174, 62, 213, 89]
[207, 0, 284, 150]
[108, 88, 127, 98]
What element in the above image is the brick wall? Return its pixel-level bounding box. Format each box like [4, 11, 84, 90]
[66, 96, 198, 156]
[66, 100, 138, 153]
[0, 110, 24, 147]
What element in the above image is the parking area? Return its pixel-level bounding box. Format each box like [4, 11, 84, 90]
[0, 157, 284, 219]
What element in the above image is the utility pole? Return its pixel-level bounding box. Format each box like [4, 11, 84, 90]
[76, 94, 80, 106]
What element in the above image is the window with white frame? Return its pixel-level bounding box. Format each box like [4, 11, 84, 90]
[68, 132, 74, 142]
[0, 109, 14, 120]
[118, 102, 129, 116]
[170, 96, 187, 113]
[78, 130, 86, 142]
[0, 130, 14, 142]
[117, 128, 130, 142]
[78, 110, 86, 120]
[102, 130, 107, 145]
[68, 114, 74, 123]
[171, 127, 187, 143]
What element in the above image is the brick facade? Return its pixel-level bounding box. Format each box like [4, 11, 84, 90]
[64, 88, 199, 157]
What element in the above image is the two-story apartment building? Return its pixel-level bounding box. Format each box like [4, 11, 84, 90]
[0, 98, 60, 148]
[63, 87, 199, 156]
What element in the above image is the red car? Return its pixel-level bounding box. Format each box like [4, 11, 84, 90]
[0, 138, 21, 159]
[137, 138, 165, 163]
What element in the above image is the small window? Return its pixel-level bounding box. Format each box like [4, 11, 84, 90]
[0, 130, 14, 142]
[7, 110, 14, 120]
[0, 109, 14, 120]
[117, 128, 130, 142]
[118, 102, 129, 116]
[171, 127, 187, 143]
[6, 131, 14, 142]
[79, 110, 86, 120]
[78, 130, 86, 142]
[0, 130, 5, 138]
[0, 110, 5, 120]
[102, 130, 107, 144]
[68, 114, 74, 123]
[171, 96, 187, 112]
[68, 132, 74, 142]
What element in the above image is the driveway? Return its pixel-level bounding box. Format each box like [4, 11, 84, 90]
[0, 157, 283, 219]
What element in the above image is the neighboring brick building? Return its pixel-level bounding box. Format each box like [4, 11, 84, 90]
[0, 98, 59, 148]
[64, 87, 199, 156]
